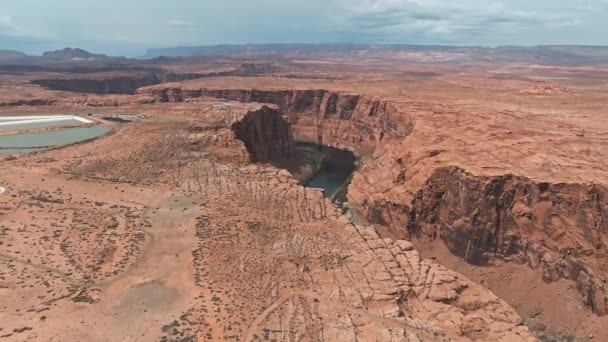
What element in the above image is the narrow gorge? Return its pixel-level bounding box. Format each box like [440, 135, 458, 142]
[139, 87, 414, 154]
[141, 85, 608, 317]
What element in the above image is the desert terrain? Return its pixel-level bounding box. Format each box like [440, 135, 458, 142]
[1, 45, 608, 341]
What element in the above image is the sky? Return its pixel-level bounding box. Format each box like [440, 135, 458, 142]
[1, 0, 608, 57]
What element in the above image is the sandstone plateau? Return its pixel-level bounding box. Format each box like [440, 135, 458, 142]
[1, 46, 608, 341]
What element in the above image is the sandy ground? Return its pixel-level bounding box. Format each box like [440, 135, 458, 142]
[0, 115, 92, 123]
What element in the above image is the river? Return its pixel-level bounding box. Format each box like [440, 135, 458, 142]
[297, 142, 357, 201]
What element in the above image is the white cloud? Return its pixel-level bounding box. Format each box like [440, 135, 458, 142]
[0, 13, 55, 42]
[167, 20, 199, 28]
[0, 0, 607, 55]
[0, 14, 20, 35]
[330, 0, 583, 40]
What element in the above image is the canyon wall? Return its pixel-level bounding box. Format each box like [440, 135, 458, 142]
[20, 72, 607, 317]
[141, 84, 608, 316]
[231, 106, 295, 162]
[353, 164, 608, 316]
[139, 87, 413, 154]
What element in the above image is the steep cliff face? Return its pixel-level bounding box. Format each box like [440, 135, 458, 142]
[139, 87, 413, 154]
[231, 106, 295, 162]
[355, 165, 608, 316]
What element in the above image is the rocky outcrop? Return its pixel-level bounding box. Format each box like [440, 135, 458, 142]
[353, 165, 608, 316]
[232, 106, 295, 162]
[139, 87, 413, 154]
[0, 98, 57, 107]
[177, 163, 535, 341]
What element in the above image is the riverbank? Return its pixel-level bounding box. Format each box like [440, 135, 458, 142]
[303, 144, 356, 200]
[273, 142, 357, 201]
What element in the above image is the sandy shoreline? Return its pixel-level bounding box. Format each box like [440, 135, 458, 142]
[0, 115, 93, 128]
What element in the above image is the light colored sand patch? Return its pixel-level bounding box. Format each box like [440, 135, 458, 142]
[0, 115, 93, 127]
[72, 116, 94, 123]
[0, 115, 71, 121]
[0, 186, 5, 194]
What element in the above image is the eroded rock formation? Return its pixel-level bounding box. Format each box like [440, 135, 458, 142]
[231, 106, 295, 162]
[139, 87, 413, 154]
[352, 165, 608, 316]
[140, 84, 608, 317]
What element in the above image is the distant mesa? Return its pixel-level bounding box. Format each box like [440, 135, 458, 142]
[41, 48, 112, 61]
[0, 47, 127, 65]
[0, 50, 29, 61]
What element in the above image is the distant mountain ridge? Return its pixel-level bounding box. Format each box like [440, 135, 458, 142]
[41, 48, 110, 61]
[143, 43, 608, 65]
[0, 48, 126, 64]
[0, 50, 29, 62]
[143, 43, 478, 58]
[4, 44, 608, 66]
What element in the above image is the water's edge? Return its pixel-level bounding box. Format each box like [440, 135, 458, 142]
[294, 142, 358, 202]
[0, 125, 110, 154]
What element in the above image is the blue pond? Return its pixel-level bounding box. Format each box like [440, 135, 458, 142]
[0, 125, 110, 154]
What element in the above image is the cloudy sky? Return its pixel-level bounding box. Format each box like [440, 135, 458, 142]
[1, 0, 608, 56]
